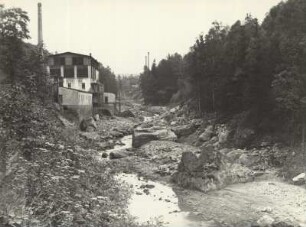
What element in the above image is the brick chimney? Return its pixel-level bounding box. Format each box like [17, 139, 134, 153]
[38, 3, 43, 46]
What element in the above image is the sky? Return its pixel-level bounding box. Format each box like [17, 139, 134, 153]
[1, 0, 282, 75]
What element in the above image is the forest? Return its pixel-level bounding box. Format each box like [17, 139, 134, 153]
[140, 0, 306, 146]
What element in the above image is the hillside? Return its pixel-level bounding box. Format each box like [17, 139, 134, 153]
[139, 0, 306, 148]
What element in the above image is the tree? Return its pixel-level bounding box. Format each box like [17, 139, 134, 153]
[99, 65, 118, 94]
[139, 53, 183, 105]
[138, 0, 306, 145]
[0, 5, 30, 81]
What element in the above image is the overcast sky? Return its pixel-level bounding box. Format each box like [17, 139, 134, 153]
[2, 0, 282, 75]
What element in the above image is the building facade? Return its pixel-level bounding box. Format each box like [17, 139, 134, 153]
[102, 92, 118, 115]
[46, 52, 104, 119]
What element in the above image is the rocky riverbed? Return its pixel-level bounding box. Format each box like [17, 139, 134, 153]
[104, 133, 306, 227]
[78, 104, 306, 227]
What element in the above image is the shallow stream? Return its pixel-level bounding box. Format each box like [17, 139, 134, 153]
[107, 135, 210, 227]
[117, 173, 210, 227]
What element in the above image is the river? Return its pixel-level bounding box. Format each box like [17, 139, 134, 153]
[106, 135, 211, 227]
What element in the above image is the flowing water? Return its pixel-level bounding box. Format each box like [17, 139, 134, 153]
[107, 135, 211, 227]
[107, 134, 133, 153]
[116, 173, 210, 227]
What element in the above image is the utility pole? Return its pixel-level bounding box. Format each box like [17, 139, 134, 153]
[145, 56, 148, 69]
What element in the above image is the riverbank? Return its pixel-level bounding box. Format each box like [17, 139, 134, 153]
[96, 104, 306, 227]
[64, 99, 306, 227]
[106, 136, 306, 227]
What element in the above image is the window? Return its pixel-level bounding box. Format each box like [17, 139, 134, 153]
[60, 57, 65, 65]
[77, 65, 88, 78]
[48, 58, 54, 65]
[73, 57, 84, 65]
[58, 95, 63, 104]
[54, 57, 66, 65]
[68, 82, 71, 88]
[50, 68, 61, 76]
[91, 83, 99, 93]
[105, 96, 108, 103]
[91, 67, 95, 79]
[64, 66, 74, 78]
[82, 83, 85, 90]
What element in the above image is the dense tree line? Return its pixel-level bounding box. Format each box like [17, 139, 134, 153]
[99, 64, 118, 94]
[140, 0, 306, 145]
[140, 53, 183, 105]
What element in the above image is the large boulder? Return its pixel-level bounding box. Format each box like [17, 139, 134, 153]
[234, 127, 255, 147]
[217, 125, 230, 144]
[154, 129, 177, 141]
[238, 153, 261, 167]
[109, 150, 130, 159]
[93, 114, 100, 121]
[199, 125, 214, 142]
[172, 147, 253, 192]
[172, 123, 198, 138]
[97, 141, 114, 150]
[80, 117, 97, 132]
[272, 220, 300, 227]
[132, 130, 158, 148]
[177, 152, 199, 172]
[292, 173, 305, 185]
[54, 103, 61, 111]
[226, 149, 246, 162]
[147, 106, 167, 114]
[256, 215, 275, 227]
[58, 115, 75, 127]
[118, 110, 135, 118]
[132, 127, 177, 148]
[170, 106, 180, 113]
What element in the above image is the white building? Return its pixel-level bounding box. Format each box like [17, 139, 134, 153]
[46, 52, 104, 118]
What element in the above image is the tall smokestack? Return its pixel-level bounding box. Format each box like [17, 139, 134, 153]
[38, 3, 43, 46]
[147, 52, 150, 70]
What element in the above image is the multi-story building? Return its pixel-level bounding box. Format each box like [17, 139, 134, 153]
[46, 52, 104, 118]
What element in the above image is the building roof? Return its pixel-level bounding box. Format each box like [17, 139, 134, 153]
[48, 51, 99, 67]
